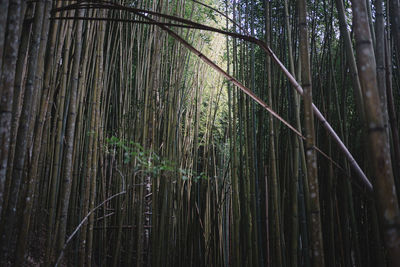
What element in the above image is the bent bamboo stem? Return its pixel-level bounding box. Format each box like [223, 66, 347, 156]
[55, 190, 126, 267]
[51, 1, 373, 192]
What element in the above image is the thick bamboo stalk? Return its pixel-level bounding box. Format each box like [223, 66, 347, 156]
[298, 1, 325, 266]
[0, 0, 21, 220]
[351, 0, 400, 266]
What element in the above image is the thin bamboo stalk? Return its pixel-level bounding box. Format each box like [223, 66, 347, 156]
[56, 7, 85, 259]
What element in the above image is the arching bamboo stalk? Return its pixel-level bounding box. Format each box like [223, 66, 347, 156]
[51, 1, 373, 192]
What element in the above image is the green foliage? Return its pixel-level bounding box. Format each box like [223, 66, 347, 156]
[180, 168, 208, 182]
[105, 136, 207, 182]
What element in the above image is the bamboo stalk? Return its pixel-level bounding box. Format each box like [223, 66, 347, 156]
[351, 0, 400, 265]
[0, 0, 22, 220]
[56, 7, 85, 259]
[298, 1, 325, 266]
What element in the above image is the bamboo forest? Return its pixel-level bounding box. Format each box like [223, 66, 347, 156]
[1, 0, 400, 266]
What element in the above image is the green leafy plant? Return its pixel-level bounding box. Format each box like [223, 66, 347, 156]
[105, 136, 207, 182]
